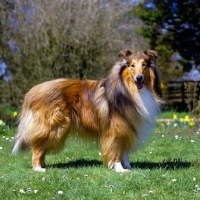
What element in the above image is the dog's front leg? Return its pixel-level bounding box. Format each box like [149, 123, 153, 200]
[101, 135, 130, 173]
[121, 151, 132, 170]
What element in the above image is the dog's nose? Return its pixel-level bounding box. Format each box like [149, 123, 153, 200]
[136, 75, 144, 82]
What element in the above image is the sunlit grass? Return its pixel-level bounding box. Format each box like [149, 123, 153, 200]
[160, 110, 191, 119]
[157, 111, 198, 130]
[1, 124, 200, 199]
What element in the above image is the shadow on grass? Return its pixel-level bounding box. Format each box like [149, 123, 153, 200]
[132, 159, 191, 170]
[48, 158, 192, 170]
[48, 159, 102, 169]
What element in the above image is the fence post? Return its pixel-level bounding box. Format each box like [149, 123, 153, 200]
[181, 81, 185, 104]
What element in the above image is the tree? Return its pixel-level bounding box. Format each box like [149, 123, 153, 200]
[131, 0, 200, 81]
[0, 0, 146, 107]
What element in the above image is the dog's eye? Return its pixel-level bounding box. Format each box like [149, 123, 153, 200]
[131, 64, 135, 68]
[142, 63, 146, 67]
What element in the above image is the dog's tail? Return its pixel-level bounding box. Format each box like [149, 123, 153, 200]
[12, 135, 27, 154]
[12, 111, 32, 155]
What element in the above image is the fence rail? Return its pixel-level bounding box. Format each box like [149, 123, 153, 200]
[166, 81, 200, 110]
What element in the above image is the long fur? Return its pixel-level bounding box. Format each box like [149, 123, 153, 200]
[12, 49, 162, 172]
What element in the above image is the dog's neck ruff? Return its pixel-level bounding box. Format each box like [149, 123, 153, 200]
[132, 86, 160, 151]
[135, 86, 160, 119]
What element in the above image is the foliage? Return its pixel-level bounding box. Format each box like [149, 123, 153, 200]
[0, 0, 146, 107]
[0, 119, 6, 134]
[157, 114, 196, 130]
[131, 0, 200, 82]
[0, 105, 18, 127]
[192, 100, 200, 118]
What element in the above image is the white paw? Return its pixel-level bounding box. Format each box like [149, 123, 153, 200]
[112, 162, 131, 173]
[114, 168, 131, 173]
[33, 166, 46, 172]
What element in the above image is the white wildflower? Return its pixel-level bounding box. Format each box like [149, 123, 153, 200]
[19, 189, 25, 194]
[175, 135, 178, 139]
[172, 179, 177, 182]
[191, 140, 195, 143]
[34, 190, 38, 194]
[0, 120, 5, 126]
[174, 123, 177, 127]
[58, 191, 63, 195]
[193, 177, 196, 181]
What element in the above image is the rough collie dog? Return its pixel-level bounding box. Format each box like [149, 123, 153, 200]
[12, 49, 162, 172]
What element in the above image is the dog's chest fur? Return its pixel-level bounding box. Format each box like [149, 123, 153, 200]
[132, 86, 160, 151]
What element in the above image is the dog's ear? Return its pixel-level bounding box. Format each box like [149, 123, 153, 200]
[118, 49, 133, 58]
[144, 49, 158, 63]
[144, 50, 162, 97]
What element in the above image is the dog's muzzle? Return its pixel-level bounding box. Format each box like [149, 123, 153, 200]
[135, 75, 144, 89]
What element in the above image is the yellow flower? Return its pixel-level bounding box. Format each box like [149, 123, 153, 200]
[173, 114, 177, 120]
[180, 118, 184, 122]
[189, 121, 195, 126]
[13, 111, 18, 117]
[184, 115, 189, 122]
[166, 121, 171, 125]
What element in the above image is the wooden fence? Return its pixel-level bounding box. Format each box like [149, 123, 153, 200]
[166, 81, 200, 111]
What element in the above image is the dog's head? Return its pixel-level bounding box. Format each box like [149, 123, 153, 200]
[119, 49, 162, 97]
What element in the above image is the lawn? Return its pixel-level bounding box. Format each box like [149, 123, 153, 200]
[0, 120, 200, 199]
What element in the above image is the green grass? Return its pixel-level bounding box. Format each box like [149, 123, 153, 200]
[1, 126, 200, 200]
[160, 110, 190, 119]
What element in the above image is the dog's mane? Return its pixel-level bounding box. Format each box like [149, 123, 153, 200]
[104, 61, 136, 114]
[94, 59, 162, 124]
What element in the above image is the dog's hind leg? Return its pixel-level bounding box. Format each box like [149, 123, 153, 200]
[32, 148, 47, 172]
